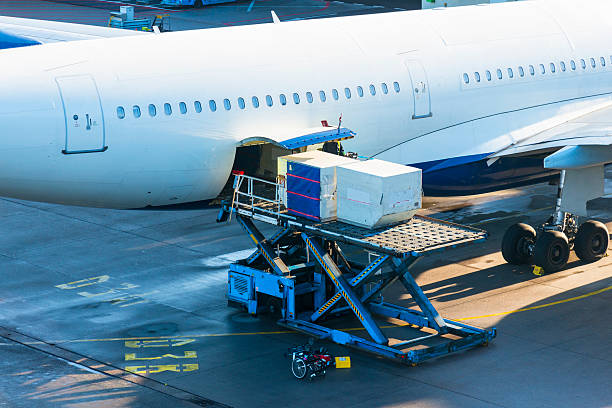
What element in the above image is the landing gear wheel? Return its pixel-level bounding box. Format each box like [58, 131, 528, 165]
[501, 223, 536, 264]
[194, 0, 204, 7]
[534, 230, 570, 273]
[291, 358, 308, 379]
[575, 220, 609, 263]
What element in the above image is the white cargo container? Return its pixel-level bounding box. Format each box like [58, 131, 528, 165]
[278, 150, 356, 222]
[337, 159, 422, 228]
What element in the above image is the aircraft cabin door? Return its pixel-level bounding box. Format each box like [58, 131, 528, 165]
[405, 60, 432, 119]
[56, 75, 107, 154]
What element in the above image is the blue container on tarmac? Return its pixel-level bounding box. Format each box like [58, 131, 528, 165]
[280, 151, 356, 222]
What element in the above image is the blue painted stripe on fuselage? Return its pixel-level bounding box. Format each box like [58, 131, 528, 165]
[422, 152, 492, 174]
[0, 31, 40, 50]
[409, 154, 557, 196]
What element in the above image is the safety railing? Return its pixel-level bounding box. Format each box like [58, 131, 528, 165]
[230, 172, 286, 221]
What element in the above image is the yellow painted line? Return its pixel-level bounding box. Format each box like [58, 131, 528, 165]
[455, 285, 612, 321]
[34, 330, 296, 345]
[26, 283, 611, 345]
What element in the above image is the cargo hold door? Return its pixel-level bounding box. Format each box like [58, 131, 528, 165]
[56, 75, 107, 154]
[405, 60, 432, 119]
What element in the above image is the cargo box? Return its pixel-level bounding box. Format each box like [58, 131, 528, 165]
[278, 151, 356, 222]
[337, 159, 422, 229]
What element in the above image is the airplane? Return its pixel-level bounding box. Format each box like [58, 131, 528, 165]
[0, 0, 611, 274]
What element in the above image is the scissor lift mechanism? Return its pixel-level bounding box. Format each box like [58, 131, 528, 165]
[218, 174, 496, 364]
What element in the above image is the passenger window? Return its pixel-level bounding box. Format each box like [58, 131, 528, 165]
[306, 92, 313, 103]
[252, 96, 260, 108]
[550, 63, 556, 73]
[209, 100, 216, 112]
[474, 72, 481, 82]
[148, 104, 157, 117]
[581, 59, 586, 69]
[133, 105, 141, 118]
[393, 82, 400, 92]
[332, 89, 339, 100]
[496, 69, 502, 80]
[485, 70, 492, 81]
[570, 60, 576, 70]
[164, 103, 172, 115]
[279, 94, 287, 106]
[518, 66, 525, 77]
[179, 102, 187, 114]
[600, 56, 606, 67]
[357, 86, 364, 97]
[293, 93, 300, 104]
[319, 91, 326, 102]
[224, 99, 231, 110]
[381, 83, 388, 94]
[345, 88, 351, 98]
[590, 57, 596, 68]
[529, 65, 535, 75]
[369, 84, 376, 95]
[266, 95, 273, 107]
[507, 68, 514, 78]
[539, 64, 545, 74]
[194, 101, 202, 113]
[560, 61, 566, 72]
[117, 106, 125, 119]
[238, 97, 246, 109]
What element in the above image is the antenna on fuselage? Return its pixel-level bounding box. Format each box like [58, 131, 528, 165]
[271, 10, 281, 24]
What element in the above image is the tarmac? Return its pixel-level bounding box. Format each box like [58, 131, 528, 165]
[0, 0, 419, 30]
[0, 1, 611, 407]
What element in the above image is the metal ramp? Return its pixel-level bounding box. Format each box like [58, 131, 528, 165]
[219, 173, 495, 365]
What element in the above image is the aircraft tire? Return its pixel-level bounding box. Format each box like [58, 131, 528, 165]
[195, 0, 204, 7]
[501, 223, 536, 264]
[533, 230, 570, 273]
[574, 220, 609, 263]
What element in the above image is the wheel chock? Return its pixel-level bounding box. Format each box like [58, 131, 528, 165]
[335, 356, 351, 368]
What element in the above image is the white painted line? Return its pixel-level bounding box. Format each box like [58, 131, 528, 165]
[200, 248, 256, 267]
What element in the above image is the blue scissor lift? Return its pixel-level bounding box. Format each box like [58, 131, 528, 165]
[218, 173, 496, 365]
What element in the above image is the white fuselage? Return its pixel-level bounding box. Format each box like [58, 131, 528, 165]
[1, 0, 611, 208]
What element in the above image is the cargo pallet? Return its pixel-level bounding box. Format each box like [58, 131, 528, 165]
[218, 173, 496, 365]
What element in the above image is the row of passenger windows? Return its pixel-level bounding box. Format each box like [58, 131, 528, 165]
[116, 82, 401, 119]
[462, 55, 612, 84]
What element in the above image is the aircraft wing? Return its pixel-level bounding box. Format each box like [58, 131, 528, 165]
[490, 102, 612, 169]
[0, 16, 148, 46]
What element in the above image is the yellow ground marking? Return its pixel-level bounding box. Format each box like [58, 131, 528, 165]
[27, 284, 611, 345]
[78, 283, 139, 298]
[55, 275, 109, 290]
[455, 285, 612, 321]
[125, 339, 196, 348]
[125, 363, 199, 374]
[125, 351, 197, 361]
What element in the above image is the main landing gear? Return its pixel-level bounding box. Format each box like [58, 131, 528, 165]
[502, 171, 609, 274]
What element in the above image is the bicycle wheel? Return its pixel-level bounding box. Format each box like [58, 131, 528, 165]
[291, 358, 308, 379]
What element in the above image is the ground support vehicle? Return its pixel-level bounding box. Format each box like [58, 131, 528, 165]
[218, 174, 496, 365]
